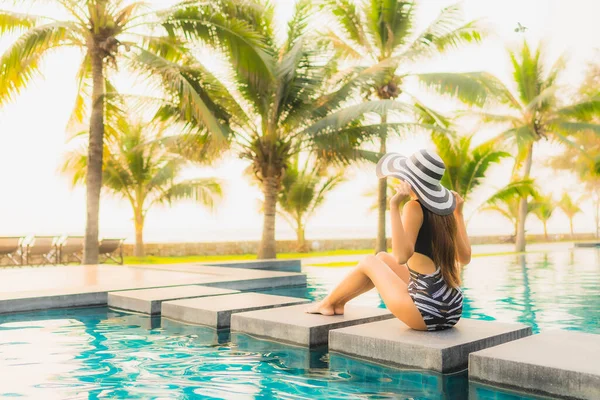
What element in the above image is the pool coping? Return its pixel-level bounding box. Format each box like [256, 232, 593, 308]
[0, 264, 307, 315]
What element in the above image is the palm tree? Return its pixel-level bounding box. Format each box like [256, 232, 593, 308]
[0, 1, 251, 263]
[549, 61, 600, 237]
[529, 194, 555, 241]
[322, 0, 484, 253]
[431, 131, 510, 201]
[62, 119, 222, 257]
[276, 160, 345, 252]
[162, 0, 434, 258]
[424, 41, 600, 251]
[481, 180, 538, 240]
[557, 193, 582, 238]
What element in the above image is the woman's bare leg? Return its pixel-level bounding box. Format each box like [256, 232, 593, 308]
[306, 252, 410, 315]
[306, 255, 426, 330]
[376, 252, 410, 284]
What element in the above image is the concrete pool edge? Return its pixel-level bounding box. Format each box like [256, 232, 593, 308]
[0, 264, 307, 315]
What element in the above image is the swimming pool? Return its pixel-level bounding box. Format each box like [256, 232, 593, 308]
[1, 247, 597, 398]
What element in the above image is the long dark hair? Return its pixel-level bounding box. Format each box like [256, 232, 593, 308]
[427, 211, 461, 288]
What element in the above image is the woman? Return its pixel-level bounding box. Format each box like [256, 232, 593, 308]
[307, 149, 471, 331]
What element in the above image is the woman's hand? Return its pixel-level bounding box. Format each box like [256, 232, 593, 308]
[451, 190, 464, 215]
[390, 181, 411, 208]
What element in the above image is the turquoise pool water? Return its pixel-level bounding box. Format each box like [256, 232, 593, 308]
[0, 307, 539, 399]
[1, 248, 597, 398]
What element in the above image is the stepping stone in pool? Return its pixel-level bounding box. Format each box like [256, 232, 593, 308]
[232, 332, 328, 369]
[328, 318, 531, 373]
[230, 304, 393, 347]
[469, 330, 600, 399]
[161, 293, 310, 329]
[108, 285, 238, 315]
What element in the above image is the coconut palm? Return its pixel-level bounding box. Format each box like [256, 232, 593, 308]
[0, 0, 252, 263]
[431, 131, 511, 201]
[482, 183, 538, 241]
[62, 119, 222, 257]
[322, 0, 484, 253]
[162, 0, 435, 258]
[529, 194, 555, 241]
[276, 160, 345, 252]
[423, 41, 600, 251]
[557, 193, 582, 238]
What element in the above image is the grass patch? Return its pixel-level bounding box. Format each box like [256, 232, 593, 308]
[123, 247, 553, 266]
[309, 261, 358, 267]
[124, 248, 373, 265]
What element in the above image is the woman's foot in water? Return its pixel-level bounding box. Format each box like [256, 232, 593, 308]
[305, 299, 345, 315]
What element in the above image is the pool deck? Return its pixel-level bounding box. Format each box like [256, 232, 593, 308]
[0, 264, 306, 314]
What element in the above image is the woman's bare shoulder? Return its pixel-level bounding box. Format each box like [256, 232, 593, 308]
[402, 199, 423, 217]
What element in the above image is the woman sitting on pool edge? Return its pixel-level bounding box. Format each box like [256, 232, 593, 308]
[307, 149, 471, 331]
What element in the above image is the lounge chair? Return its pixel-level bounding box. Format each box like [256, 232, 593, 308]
[24, 236, 59, 265]
[0, 236, 25, 265]
[98, 238, 125, 265]
[58, 236, 84, 264]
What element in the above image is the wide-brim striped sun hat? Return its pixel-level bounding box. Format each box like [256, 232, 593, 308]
[376, 149, 456, 216]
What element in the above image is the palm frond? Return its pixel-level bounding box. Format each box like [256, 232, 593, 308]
[416, 72, 515, 107]
[0, 10, 42, 34]
[301, 99, 416, 136]
[556, 97, 600, 121]
[0, 21, 77, 105]
[323, 0, 370, 53]
[156, 178, 223, 210]
[483, 178, 538, 206]
[162, 3, 275, 114]
[403, 4, 483, 59]
[128, 46, 229, 140]
[547, 120, 600, 136]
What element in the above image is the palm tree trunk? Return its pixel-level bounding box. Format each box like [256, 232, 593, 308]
[83, 48, 105, 265]
[296, 221, 307, 253]
[515, 143, 533, 252]
[569, 218, 574, 238]
[595, 192, 600, 239]
[375, 112, 388, 253]
[543, 221, 548, 241]
[134, 208, 145, 257]
[258, 176, 279, 259]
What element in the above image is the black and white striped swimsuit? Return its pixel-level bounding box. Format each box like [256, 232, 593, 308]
[407, 199, 463, 331]
[407, 266, 463, 331]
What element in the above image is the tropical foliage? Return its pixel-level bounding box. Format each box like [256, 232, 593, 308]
[550, 133, 599, 237]
[431, 131, 510, 201]
[557, 193, 582, 237]
[482, 183, 538, 240]
[424, 41, 600, 251]
[1, 1, 599, 257]
[0, 0, 241, 263]
[276, 159, 345, 252]
[62, 119, 222, 257]
[529, 194, 555, 240]
[160, 0, 442, 258]
[322, 0, 484, 252]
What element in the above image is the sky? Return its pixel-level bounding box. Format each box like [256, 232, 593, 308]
[0, 0, 599, 244]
